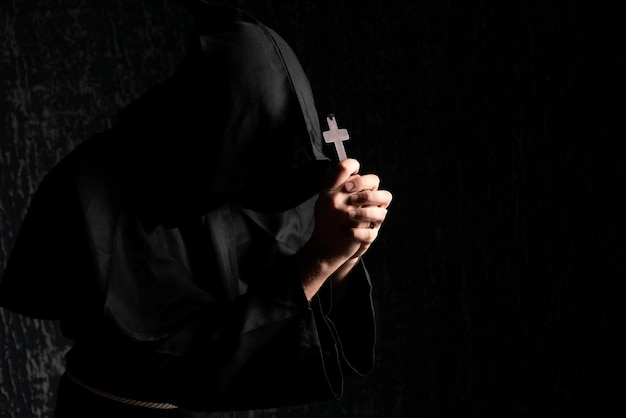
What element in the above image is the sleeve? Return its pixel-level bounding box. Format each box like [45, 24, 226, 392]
[164, 256, 344, 411]
[154, 255, 376, 411]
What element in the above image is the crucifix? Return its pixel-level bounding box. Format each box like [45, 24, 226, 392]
[323, 114, 349, 161]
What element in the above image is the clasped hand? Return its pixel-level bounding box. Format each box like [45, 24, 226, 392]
[297, 158, 392, 300]
[308, 158, 393, 268]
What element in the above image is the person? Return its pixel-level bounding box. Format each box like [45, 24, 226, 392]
[0, 2, 392, 417]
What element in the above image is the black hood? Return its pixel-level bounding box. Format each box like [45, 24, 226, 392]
[96, 2, 329, 226]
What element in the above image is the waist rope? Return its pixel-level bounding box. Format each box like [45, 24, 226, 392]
[65, 368, 178, 410]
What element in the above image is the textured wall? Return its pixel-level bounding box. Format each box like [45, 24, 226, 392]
[0, 1, 192, 416]
[2, 1, 626, 417]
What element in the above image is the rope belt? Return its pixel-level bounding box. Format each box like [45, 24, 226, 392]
[65, 369, 178, 410]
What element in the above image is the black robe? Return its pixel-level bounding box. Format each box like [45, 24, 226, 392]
[0, 2, 375, 415]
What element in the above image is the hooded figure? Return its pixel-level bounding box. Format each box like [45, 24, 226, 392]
[0, 2, 376, 416]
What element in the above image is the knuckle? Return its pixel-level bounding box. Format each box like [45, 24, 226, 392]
[367, 174, 381, 188]
[340, 158, 359, 173]
[337, 163, 350, 176]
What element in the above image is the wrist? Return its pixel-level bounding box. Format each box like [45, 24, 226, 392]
[295, 241, 347, 301]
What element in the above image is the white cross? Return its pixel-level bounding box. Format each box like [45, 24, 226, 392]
[323, 114, 349, 161]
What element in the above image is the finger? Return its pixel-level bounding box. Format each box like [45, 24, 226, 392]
[344, 173, 380, 193]
[354, 220, 380, 230]
[349, 190, 393, 208]
[348, 206, 388, 224]
[326, 158, 360, 191]
[350, 226, 378, 243]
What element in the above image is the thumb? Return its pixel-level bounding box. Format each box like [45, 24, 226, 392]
[325, 158, 360, 191]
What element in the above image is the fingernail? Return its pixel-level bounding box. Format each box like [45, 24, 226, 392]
[345, 182, 355, 191]
[350, 194, 360, 203]
[349, 210, 357, 218]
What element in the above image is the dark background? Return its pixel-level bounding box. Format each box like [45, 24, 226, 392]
[1, 1, 625, 416]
